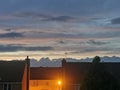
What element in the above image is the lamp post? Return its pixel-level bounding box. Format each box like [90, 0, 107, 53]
[58, 80, 61, 90]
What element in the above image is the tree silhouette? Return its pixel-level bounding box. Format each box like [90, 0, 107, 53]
[92, 56, 100, 64]
[80, 56, 120, 90]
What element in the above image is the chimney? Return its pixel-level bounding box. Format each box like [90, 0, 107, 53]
[25, 56, 30, 90]
[62, 58, 66, 90]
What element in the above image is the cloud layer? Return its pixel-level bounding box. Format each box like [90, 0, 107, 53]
[0, 32, 23, 38]
[0, 0, 120, 59]
[0, 44, 53, 52]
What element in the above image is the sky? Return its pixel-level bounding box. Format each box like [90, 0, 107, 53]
[0, 0, 120, 60]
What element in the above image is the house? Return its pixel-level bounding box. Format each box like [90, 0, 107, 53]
[1, 56, 120, 90]
[30, 67, 62, 90]
[62, 59, 120, 90]
[0, 56, 30, 90]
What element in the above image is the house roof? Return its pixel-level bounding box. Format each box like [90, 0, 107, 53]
[0, 60, 26, 82]
[30, 67, 62, 80]
[63, 62, 91, 84]
[63, 62, 120, 84]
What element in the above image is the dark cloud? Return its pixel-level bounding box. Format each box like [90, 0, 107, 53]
[0, 32, 23, 38]
[25, 46, 53, 51]
[80, 48, 110, 53]
[0, 44, 53, 52]
[79, 46, 120, 54]
[33, 31, 120, 39]
[14, 12, 76, 22]
[111, 17, 120, 24]
[5, 28, 12, 32]
[94, 31, 120, 38]
[69, 51, 81, 54]
[14, 12, 52, 19]
[0, 45, 23, 52]
[87, 40, 110, 45]
[69, 45, 116, 54]
[43, 16, 76, 22]
[77, 31, 120, 39]
[35, 32, 78, 38]
[57, 40, 67, 44]
[2, 29, 120, 41]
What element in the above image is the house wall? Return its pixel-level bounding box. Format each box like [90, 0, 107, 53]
[22, 64, 27, 90]
[30, 80, 61, 90]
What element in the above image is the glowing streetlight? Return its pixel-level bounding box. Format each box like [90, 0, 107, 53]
[58, 80, 62, 90]
[58, 80, 61, 85]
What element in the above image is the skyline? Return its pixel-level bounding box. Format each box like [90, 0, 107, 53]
[0, 0, 120, 60]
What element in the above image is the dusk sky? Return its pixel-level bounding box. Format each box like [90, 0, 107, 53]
[0, 0, 120, 60]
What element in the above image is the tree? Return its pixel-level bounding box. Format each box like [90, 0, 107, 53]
[92, 56, 100, 64]
[80, 56, 120, 90]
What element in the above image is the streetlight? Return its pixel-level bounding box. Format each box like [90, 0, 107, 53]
[58, 80, 61, 90]
[58, 80, 61, 85]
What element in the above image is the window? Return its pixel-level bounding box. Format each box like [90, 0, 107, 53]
[3, 84, 11, 90]
[8, 84, 11, 90]
[3, 84, 7, 90]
